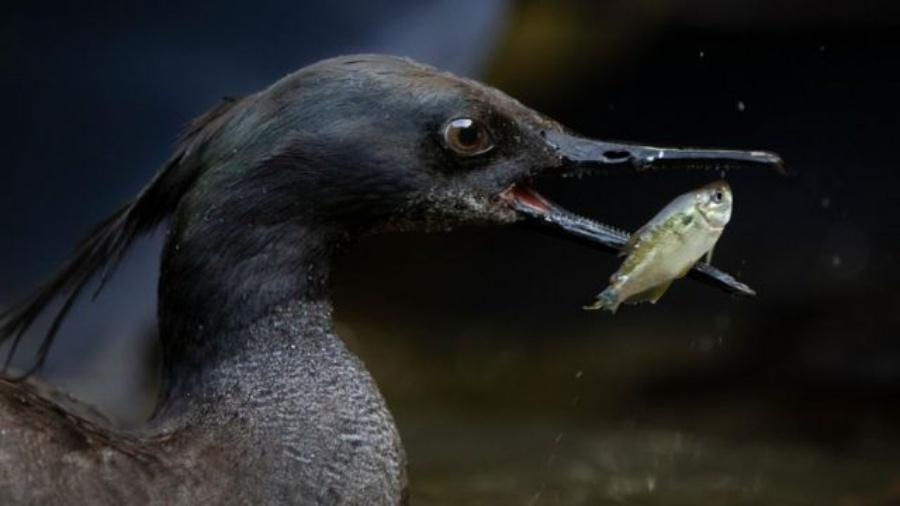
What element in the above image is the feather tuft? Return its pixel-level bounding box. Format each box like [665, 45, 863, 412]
[0, 97, 244, 378]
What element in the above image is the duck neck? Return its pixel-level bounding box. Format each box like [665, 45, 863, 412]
[148, 216, 407, 502]
[152, 217, 347, 420]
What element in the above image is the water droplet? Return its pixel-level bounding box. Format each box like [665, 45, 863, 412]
[822, 223, 868, 280]
[736, 101, 746, 112]
[691, 335, 718, 353]
[699, 50, 705, 59]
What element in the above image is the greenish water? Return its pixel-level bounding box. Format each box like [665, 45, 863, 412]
[399, 412, 899, 505]
[340, 317, 900, 506]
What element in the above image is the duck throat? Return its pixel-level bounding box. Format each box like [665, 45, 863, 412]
[152, 215, 348, 419]
[148, 217, 407, 503]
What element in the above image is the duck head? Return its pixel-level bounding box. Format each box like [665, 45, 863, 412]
[190, 55, 781, 242]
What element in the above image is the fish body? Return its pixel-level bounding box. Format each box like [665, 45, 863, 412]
[586, 180, 733, 312]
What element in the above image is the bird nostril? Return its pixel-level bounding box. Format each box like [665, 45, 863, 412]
[603, 150, 631, 162]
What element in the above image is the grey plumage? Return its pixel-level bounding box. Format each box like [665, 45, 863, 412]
[0, 301, 406, 505]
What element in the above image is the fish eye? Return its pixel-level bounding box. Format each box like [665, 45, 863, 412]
[712, 190, 724, 203]
[443, 118, 493, 156]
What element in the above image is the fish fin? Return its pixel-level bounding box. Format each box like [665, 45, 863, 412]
[584, 287, 621, 314]
[626, 282, 672, 305]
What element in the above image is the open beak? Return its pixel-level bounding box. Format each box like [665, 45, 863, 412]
[501, 131, 785, 297]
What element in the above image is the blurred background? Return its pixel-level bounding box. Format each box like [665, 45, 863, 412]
[3, 0, 900, 503]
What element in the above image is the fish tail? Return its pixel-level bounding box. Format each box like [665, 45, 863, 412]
[583, 287, 621, 313]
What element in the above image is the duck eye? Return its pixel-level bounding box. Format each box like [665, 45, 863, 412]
[443, 118, 493, 156]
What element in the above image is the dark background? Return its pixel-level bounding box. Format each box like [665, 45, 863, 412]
[2, 1, 900, 503]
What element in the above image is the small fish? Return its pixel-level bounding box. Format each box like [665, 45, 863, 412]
[585, 180, 733, 313]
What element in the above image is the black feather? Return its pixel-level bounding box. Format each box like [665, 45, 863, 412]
[0, 97, 244, 378]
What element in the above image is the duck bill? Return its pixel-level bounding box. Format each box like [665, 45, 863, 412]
[543, 130, 786, 174]
[501, 131, 783, 297]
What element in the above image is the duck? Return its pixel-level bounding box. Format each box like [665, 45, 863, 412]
[0, 54, 782, 505]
